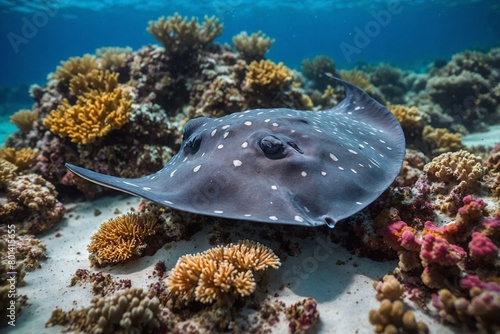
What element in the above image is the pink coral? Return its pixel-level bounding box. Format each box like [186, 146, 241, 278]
[401, 229, 422, 252]
[420, 235, 465, 266]
[483, 214, 500, 240]
[468, 232, 498, 264]
[378, 220, 408, 251]
[461, 276, 500, 293]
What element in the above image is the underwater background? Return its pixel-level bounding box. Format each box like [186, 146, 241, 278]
[1, 0, 500, 333]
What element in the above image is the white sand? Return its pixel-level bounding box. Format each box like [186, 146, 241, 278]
[6, 195, 455, 333]
[462, 125, 500, 148]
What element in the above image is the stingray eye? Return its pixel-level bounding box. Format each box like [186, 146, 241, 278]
[182, 117, 207, 140]
[184, 134, 202, 154]
[260, 135, 285, 158]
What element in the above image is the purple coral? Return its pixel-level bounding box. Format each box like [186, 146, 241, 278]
[420, 234, 465, 266]
[461, 276, 500, 293]
[468, 232, 498, 264]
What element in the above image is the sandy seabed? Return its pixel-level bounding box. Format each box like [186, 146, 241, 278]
[0, 193, 461, 334]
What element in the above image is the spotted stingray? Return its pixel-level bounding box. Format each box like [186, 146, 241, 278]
[66, 78, 405, 227]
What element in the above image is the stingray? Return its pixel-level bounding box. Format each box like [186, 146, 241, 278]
[66, 78, 405, 227]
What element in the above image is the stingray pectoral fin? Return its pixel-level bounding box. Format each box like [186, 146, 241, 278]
[65, 163, 156, 198]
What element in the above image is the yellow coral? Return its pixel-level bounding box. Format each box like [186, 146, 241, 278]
[87, 212, 160, 267]
[423, 125, 464, 156]
[340, 70, 374, 93]
[167, 240, 280, 304]
[147, 13, 223, 57]
[50, 54, 99, 81]
[69, 69, 118, 96]
[424, 150, 484, 188]
[0, 147, 38, 170]
[43, 87, 131, 144]
[246, 60, 293, 89]
[10, 109, 39, 132]
[387, 104, 427, 130]
[232, 31, 274, 61]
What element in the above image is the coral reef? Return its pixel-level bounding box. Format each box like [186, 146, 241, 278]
[0, 173, 64, 234]
[68, 69, 118, 96]
[50, 54, 99, 83]
[96, 46, 132, 74]
[0, 147, 38, 171]
[245, 59, 293, 90]
[46, 288, 163, 333]
[232, 31, 274, 62]
[87, 212, 163, 267]
[301, 55, 336, 90]
[147, 13, 223, 59]
[340, 69, 374, 93]
[9, 109, 39, 132]
[374, 274, 404, 302]
[43, 87, 132, 144]
[369, 299, 429, 334]
[167, 240, 280, 304]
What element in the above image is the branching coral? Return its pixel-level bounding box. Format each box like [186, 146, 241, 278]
[50, 54, 99, 82]
[167, 240, 280, 304]
[232, 31, 274, 62]
[388, 104, 427, 131]
[245, 60, 293, 90]
[147, 13, 223, 58]
[9, 109, 39, 132]
[340, 69, 374, 93]
[96, 46, 132, 72]
[0, 147, 38, 171]
[43, 87, 132, 144]
[301, 55, 336, 89]
[68, 69, 119, 96]
[87, 212, 162, 267]
[46, 288, 163, 333]
[0, 158, 17, 188]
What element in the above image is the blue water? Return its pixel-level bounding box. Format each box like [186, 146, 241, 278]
[0, 0, 499, 89]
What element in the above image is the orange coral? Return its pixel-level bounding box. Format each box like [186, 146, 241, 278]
[245, 60, 293, 89]
[69, 69, 118, 96]
[87, 212, 160, 267]
[10, 109, 39, 132]
[43, 87, 131, 144]
[50, 54, 99, 81]
[167, 240, 280, 304]
[0, 147, 38, 170]
[387, 104, 427, 130]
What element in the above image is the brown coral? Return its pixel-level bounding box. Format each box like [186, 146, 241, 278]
[388, 104, 428, 132]
[87, 212, 161, 267]
[46, 288, 162, 333]
[245, 60, 293, 89]
[167, 240, 280, 304]
[374, 274, 404, 302]
[369, 299, 429, 334]
[0, 158, 17, 187]
[50, 54, 99, 81]
[9, 109, 39, 132]
[43, 87, 131, 144]
[422, 125, 464, 156]
[69, 69, 119, 96]
[424, 150, 484, 189]
[147, 13, 223, 58]
[232, 31, 274, 62]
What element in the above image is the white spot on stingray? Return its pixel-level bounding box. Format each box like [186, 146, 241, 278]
[217, 144, 224, 149]
[314, 128, 322, 133]
[329, 153, 338, 161]
[351, 168, 357, 174]
[182, 157, 188, 162]
[272, 122, 279, 127]
[214, 210, 223, 214]
[244, 121, 252, 126]
[387, 146, 392, 150]
[211, 129, 217, 137]
[304, 206, 310, 213]
[123, 181, 139, 187]
[359, 144, 365, 148]
[164, 200, 173, 205]
[294, 215, 304, 223]
[201, 152, 206, 157]
[241, 142, 248, 148]
[379, 153, 385, 158]
[170, 169, 177, 177]
[233, 160, 242, 167]
[356, 202, 363, 205]
[379, 139, 386, 143]
[269, 216, 278, 221]
[321, 171, 327, 176]
[264, 119, 271, 122]
[222, 125, 230, 130]
[224, 132, 229, 139]
[347, 111, 352, 115]
[338, 166, 345, 171]
[348, 149, 358, 155]
[271, 185, 278, 190]
[244, 214, 252, 217]
[193, 165, 201, 173]
[142, 187, 151, 191]
[354, 106, 361, 110]
[257, 111, 264, 115]
[359, 164, 364, 167]
[301, 171, 307, 177]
